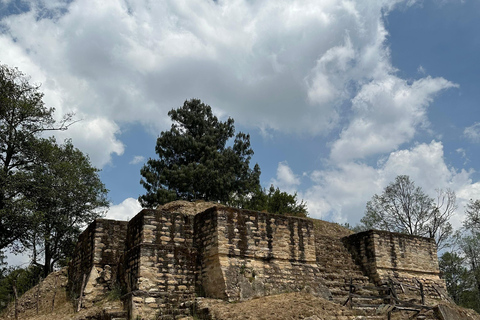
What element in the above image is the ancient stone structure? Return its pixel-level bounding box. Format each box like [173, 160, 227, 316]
[68, 203, 448, 320]
[343, 230, 445, 300]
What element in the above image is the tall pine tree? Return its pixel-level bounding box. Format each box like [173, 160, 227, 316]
[140, 99, 261, 207]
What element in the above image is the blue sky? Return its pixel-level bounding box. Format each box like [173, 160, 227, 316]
[1, 0, 480, 258]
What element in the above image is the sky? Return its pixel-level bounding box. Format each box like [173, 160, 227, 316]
[1, 0, 480, 264]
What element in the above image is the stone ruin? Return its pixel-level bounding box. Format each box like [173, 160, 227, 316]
[68, 201, 449, 319]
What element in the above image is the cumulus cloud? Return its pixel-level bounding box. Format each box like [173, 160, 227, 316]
[56, 117, 125, 168]
[270, 162, 301, 193]
[305, 141, 477, 229]
[105, 198, 142, 221]
[0, 0, 445, 166]
[330, 76, 457, 163]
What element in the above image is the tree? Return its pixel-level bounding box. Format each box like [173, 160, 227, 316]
[0, 251, 6, 279]
[0, 265, 43, 312]
[456, 233, 480, 311]
[428, 188, 456, 249]
[360, 175, 454, 249]
[0, 64, 72, 250]
[21, 138, 108, 275]
[140, 99, 261, 207]
[439, 252, 469, 305]
[439, 201, 480, 313]
[239, 185, 308, 217]
[464, 199, 480, 231]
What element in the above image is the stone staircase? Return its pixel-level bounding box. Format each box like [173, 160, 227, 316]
[315, 235, 377, 304]
[313, 236, 437, 320]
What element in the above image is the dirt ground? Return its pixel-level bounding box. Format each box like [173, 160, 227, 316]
[195, 292, 364, 320]
[0, 268, 122, 320]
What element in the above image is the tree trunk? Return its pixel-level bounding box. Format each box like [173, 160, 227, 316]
[43, 242, 52, 276]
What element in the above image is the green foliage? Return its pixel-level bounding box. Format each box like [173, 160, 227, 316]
[0, 64, 52, 250]
[0, 63, 72, 251]
[240, 185, 308, 217]
[439, 252, 470, 305]
[439, 203, 480, 313]
[464, 199, 480, 231]
[106, 283, 123, 301]
[359, 175, 454, 249]
[0, 64, 107, 276]
[441, 232, 480, 312]
[139, 99, 260, 207]
[22, 138, 109, 275]
[0, 265, 43, 312]
[139, 98, 308, 216]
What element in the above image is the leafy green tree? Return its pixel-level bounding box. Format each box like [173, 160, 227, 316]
[140, 99, 260, 207]
[240, 185, 307, 217]
[456, 233, 480, 311]
[0, 64, 72, 250]
[21, 138, 108, 275]
[360, 175, 455, 249]
[439, 201, 480, 313]
[439, 252, 469, 305]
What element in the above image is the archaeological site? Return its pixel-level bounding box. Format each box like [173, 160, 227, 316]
[62, 200, 472, 320]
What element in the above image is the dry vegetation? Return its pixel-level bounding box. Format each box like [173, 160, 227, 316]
[310, 218, 354, 239]
[1, 268, 72, 320]
[0, 268, 122, 320]
[195, 292, 363, 320]
[158, 200, 224, 216]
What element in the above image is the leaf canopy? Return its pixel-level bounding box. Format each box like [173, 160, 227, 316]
[139, 99, 260, 207]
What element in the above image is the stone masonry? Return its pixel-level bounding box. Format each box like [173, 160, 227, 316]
[68, 219, 128, 308]
[68, 203, 448, 319]
[343, 230, 446, 300]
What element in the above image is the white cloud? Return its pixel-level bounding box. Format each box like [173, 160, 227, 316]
[304, 141, 477, 229]
[330, 76, 457, 163]
[130, 155, 145, 165]
[55, 117, 125, 168]
[106, 198, 142, 221]
[306, 162, 381, 222]
[0, 0, 435, 155]
[464, 123, 480, 142]
[270, 162, 301, 193]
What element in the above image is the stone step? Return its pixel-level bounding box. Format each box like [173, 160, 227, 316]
[314, 234, 381, 308]
[104, 308, 128, 320]
[320, 277, 370, 288]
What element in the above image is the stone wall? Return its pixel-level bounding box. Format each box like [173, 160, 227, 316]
[194, 207, 225, 299]
[68, 219, 128, 307]
[69, 204, 448, 319]
[121, 209, 197, 320]
[195, 207, 330, 301]
[343, 230, 446, 301]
